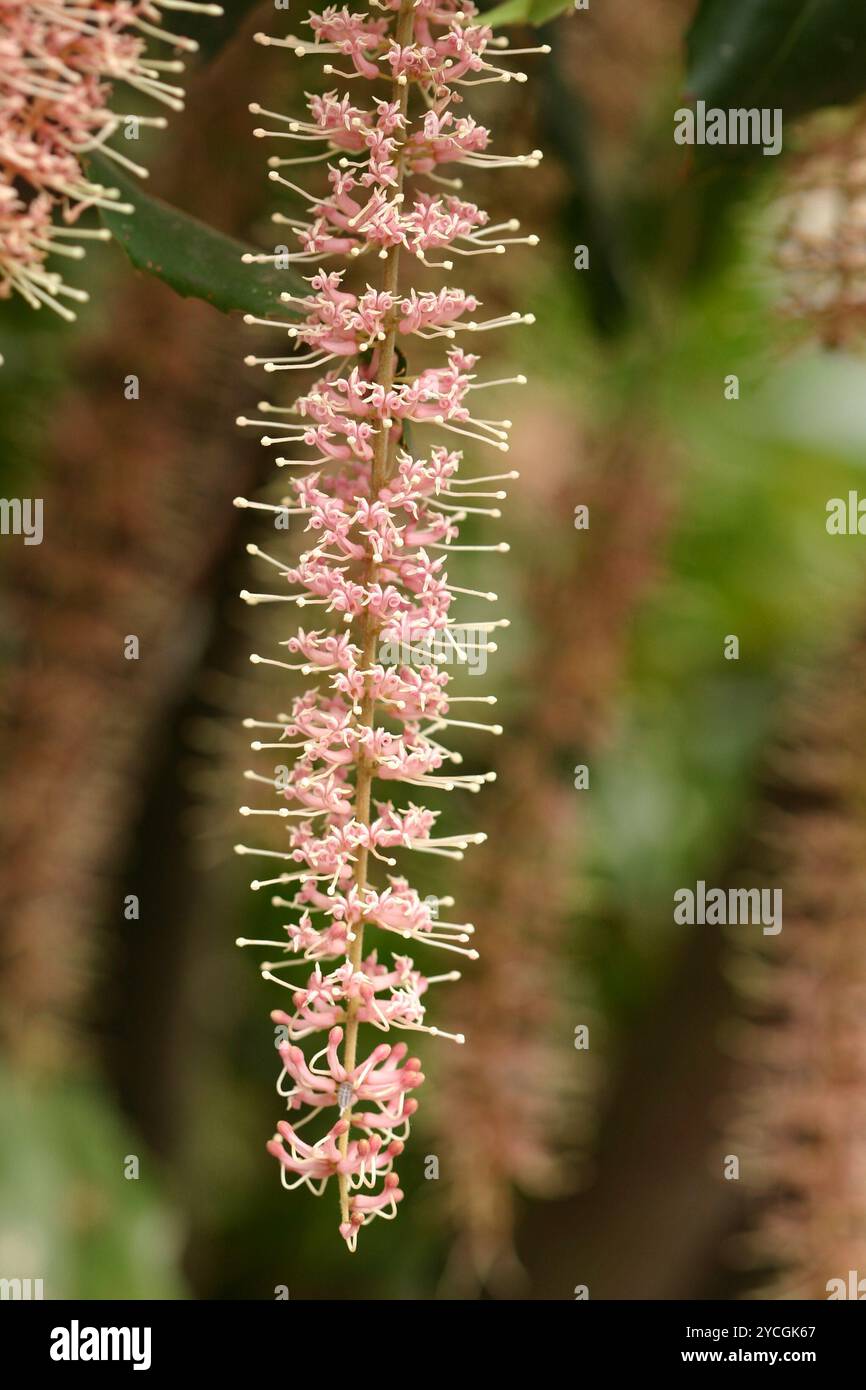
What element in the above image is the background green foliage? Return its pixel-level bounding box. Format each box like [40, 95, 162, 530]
[2, 0, 866, 1300]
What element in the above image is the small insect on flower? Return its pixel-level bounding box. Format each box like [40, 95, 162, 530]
[237, 0, 544, 1250]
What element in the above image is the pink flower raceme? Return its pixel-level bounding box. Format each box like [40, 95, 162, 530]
[0, 0, 222, 319]
[236, 0, 543, 1250]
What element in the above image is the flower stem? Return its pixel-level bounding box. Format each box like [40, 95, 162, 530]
[337, 0, 416, 1234]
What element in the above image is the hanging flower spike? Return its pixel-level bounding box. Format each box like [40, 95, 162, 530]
[236, 0, 546, 1251]
[0, 0, 223, 320]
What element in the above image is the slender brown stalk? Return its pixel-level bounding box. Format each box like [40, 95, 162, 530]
[337, 0, 416, 1229]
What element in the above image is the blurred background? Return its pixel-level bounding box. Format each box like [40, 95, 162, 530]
[3, 0, 866, 1299]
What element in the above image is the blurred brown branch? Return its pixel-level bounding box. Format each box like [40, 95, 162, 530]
[436, 417, 676, 1294]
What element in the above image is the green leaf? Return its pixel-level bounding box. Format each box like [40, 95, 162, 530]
[483, 0, 574, 27]
[85, 151, 306, 318]
[686, 0, 866, 121]
[0, 1066, 187, 1299]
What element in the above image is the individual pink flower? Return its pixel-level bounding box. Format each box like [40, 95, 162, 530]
[237, 0, 544, 1249]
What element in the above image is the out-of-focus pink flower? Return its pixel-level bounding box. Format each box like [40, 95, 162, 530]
[0, 0, 222, 319]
